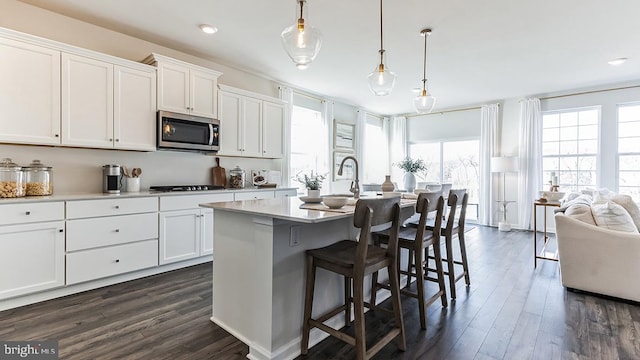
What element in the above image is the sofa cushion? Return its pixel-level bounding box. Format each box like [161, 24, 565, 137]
[557, 194, 593, 213]
[591, 201, 639, 233]
[611, 194, 640, 232]
[564, 203, 597, 226]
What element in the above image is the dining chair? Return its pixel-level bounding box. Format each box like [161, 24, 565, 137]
[371, 192, 448, 329]
[301, 197, 405, 360]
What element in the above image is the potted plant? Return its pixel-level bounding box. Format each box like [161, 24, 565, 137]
[294, 171, 326, 198]
[395, 158, 427, 192]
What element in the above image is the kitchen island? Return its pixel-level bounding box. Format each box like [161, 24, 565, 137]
[200, 196, 414, 360]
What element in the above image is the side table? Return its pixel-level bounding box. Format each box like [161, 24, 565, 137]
[533, 200, 561, 268]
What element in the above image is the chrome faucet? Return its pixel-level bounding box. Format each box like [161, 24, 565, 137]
[338, 155, 360, 199]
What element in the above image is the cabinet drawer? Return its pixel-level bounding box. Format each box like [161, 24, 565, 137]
[160, 193, 234, 211]
[66, 213, 158, 251]
[0, 201, 64, 226]
[66, 239, 158, 284]
[66, 197, 158, 219]
[234, 190, 275, 201]
[275, 189, 297, 198]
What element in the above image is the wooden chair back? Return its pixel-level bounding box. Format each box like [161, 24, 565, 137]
[444, 189, 467, 231]
[353, 197, 401, 271]
[415, 192, 445, 242]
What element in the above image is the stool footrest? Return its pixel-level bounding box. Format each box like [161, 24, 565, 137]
[308, 319, 356, 346]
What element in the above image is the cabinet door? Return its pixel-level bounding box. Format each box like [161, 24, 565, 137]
[200, 209, 214, 256]
[114, 66, 156, 151]
[217, 91, 243, 156]
[0, 221, 65, 300]
[159, 209, 200, 265]
[0, 38, 61, 145]
[62, 53, 114, 148]
[190, 69, 218, 118]
[262, 101, 285, 158]
[157, 62, 190, 114]
[241, 97, 262, 157]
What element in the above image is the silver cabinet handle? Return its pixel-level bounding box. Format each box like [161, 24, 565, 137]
[115, 139, 120, 142]
[115, 259, 120, 263]
[25, 211, 31, 215]
[115, 229, 120, 232]
[55, 134, 59, 137]
[114, 205, 120, 209]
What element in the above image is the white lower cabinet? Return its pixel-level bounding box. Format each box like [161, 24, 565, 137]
[159, 193, 233, 265]
[234, 190, 275, 201]
[65, 197, 159, 284]
[0, 221, 65, 300]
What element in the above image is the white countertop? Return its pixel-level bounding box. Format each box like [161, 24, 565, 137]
[201, 196, 417, 224]
[0, 187, 297, 204]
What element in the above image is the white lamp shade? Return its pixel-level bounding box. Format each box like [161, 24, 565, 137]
[491, 156, 519, 173]
[414, 92, 436, 113]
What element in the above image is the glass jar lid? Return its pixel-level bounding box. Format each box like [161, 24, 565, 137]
[0, 158, 21, 171]
[23, 159, 52, 170]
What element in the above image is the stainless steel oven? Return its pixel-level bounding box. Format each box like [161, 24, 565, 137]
[157, 111, 219, 152]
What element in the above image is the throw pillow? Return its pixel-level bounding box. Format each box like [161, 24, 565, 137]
[611, 194, 640, 232]
[592, 188, 613, 204]
[556, 194, 593, 213]
[591, 201, 639, 233]
[565, 203, 597, 226]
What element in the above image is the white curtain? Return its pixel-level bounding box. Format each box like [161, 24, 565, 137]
[518, 98, 542, 230]
[321, 100, 333, 192]
[478, 104, 499, 226]
[355, 110, 367, 182]
[278, 86, 294, 186]
[389, 116, 407, 185]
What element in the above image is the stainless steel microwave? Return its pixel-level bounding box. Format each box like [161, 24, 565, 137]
[157, 111, 220, 152]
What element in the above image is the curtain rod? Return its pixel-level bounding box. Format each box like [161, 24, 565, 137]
[538, 84, 640, 101]
[404, 105, 482, 118]
[278, 85, 325, 102]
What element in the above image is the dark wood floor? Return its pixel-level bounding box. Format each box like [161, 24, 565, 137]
[1, 226, 639, 359]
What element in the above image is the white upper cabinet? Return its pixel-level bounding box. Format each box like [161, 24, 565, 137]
[0, 37, 61, 145]
[62, 53, 114, 148]
[146, 53, 222, 118]
[62, 53, 157, 150]
[114, 65, 157, 151]
[217, 85, 286, 159]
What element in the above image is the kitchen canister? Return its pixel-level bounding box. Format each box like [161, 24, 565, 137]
[23, 159, 53, 196]
[0, 158, 25, 198]
[229, 166, 246, 189]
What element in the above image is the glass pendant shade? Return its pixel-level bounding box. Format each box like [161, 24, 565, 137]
[281, 1, 322, 69]
[367, 63, 397, 96]
[414, 89, 436, 113]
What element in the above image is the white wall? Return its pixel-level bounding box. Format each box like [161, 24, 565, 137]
[407, 108, 481, 143]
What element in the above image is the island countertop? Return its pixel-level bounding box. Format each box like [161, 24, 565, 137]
[200, 196, 417, 224]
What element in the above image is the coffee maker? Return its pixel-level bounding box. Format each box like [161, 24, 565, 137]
[103, 164, 122, 194]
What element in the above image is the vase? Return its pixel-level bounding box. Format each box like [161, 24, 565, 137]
[381, 175, 395, 192]
[307, 189, 321, 198]
[403, 172, 416, 192]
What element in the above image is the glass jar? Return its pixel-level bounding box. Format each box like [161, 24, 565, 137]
[24, 160, 53, 196]
[229, 166, 245, 189]
[0, 158, 25, 198]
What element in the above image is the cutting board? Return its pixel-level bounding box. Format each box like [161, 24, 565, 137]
[212, 157, 226, 187]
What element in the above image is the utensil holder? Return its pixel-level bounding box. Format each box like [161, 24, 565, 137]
[126, 177, 140, 192]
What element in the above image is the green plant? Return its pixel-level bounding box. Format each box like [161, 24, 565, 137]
[294, 171, 326, 190]
[395, 157, 428, 174]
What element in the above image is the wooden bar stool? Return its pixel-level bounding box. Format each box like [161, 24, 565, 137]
[371, 192, 448, 330]
[301, 197, 405, 360]
[428, 189, 471, 299]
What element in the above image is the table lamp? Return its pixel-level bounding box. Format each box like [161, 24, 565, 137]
[491, 156, 519, 231]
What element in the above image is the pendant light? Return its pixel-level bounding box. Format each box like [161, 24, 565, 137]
[281, 0, 322, 70]
[367, 0, 396, 96]
[414, 28, 436, 113]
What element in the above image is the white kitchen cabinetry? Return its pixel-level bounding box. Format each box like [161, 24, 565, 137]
[217, 85, 285, 158]
[159, 193, 233, 265]
[0, 36, 61, 145]
[234, 190, 275, 201]
[65, 197, 159, 285]
[62, 53, 156, 151]
[145, 53, 222, 118]
[275, 188, 298, 198]
[0, 202, 65, 300]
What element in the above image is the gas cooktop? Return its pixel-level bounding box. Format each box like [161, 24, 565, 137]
[149, 185, 225, 192]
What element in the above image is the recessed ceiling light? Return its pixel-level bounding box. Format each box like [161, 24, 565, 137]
[199, 24, 218, 34]
[608, 57, 628, 66]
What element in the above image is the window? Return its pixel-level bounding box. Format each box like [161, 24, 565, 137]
[290, 105, 329, 193]
[362, 114, 389, 183]
[409, 139, 480, 220]
[618, 104, 640, 202]
[541, 107, 599, 192]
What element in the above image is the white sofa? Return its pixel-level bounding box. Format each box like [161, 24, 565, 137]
[555, 212, 640, 302]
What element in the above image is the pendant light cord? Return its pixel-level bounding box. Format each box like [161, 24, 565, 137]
[422, 31, 427, 90]
[299, 0, 304, 21]
[378, 0, 384, 64]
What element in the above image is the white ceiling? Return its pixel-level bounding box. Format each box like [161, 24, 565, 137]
[18, 0, 640, 115]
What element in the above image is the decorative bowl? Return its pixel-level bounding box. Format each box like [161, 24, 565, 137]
[539, 191, 566, 202]
[322, 196, 348, 209]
